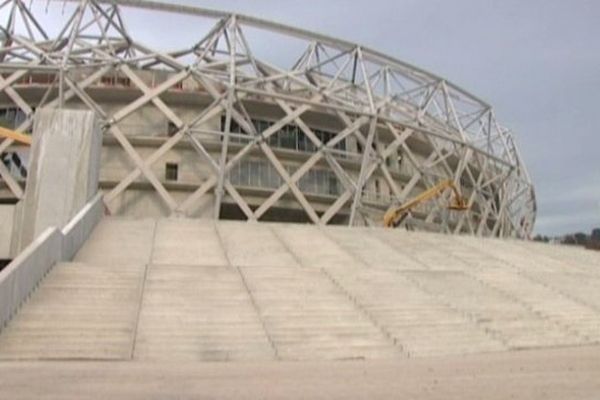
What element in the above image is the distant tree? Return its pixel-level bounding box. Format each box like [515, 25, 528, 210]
[586, 242, 600, 251]
[591, 228, 600, 241]
[563, 235, 577, 245]
[574, 232, 589, 246]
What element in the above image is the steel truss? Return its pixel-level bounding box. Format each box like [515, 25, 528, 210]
[0, 0, 536, 237]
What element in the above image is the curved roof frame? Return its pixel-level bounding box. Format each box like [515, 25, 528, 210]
[0, 0, 535, 237]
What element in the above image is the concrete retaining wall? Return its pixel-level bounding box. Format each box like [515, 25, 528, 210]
[62, 193, 104, 260]
[0, 205, 15, 258]
[0, 194, 104, 330]
[19, 109, 101, 250]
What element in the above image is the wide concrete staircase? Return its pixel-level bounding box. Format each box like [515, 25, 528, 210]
[1, 217, 599, 361]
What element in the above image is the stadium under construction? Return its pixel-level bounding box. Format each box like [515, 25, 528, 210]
[0, 1, 598, 398]
[0, 0, 536, 239]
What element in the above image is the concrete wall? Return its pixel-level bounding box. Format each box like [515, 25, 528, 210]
[0, 205, 14, 258]
[8, 200, 24, 258]
[61, 193, 104, 261]
[104, 188, 214, 218]
[18, 109, 101, 249]
[0, 194, 104, 330]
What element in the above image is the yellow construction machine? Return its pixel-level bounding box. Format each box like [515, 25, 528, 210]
[383, 179, 469, 228]
[0, 126, 32, 145]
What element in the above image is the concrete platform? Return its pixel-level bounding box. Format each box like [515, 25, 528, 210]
[1, 217, 600, 368]
[1, 345, 599, 399]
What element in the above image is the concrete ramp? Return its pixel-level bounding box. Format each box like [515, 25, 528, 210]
[1, 218, 600, 361]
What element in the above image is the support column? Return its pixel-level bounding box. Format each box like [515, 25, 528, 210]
[17, 109, 101, 250]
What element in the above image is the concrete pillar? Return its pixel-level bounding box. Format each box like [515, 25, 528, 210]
[17, 109, 101, 250]
[0, 204, 15, 258]
[8, 200, 23, 258]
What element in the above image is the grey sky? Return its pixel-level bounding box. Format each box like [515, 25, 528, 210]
[176, 0, 599, 236]
[18, 0, 600, 235]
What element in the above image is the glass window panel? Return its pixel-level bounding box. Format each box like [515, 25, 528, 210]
[335, 134, 346, 151]
[240, 160, 249, 186]
[280, 129, 296, 149]
[267, 130, 277, 146]
[322, 131, 331, 145]
[310, 171, 317, 194]
[165, 163, 178, 181]
[230, 163, 237, 185]
[306, 137, 316, 153]
[267, 163, 275, 188]
[297, 131, 307, 152]
[249, 161, 258, 187]
[262, 161, 270, 188]
[289, 125, 299, 150]
[319, 170, 326, 194]
[328, 173, 337, 195]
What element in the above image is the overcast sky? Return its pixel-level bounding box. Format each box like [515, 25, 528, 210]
[21, 0, 600, 235]
[184, 0, 599, 236]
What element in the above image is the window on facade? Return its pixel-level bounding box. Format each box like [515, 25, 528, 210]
[356, 141, 363, 154]
[220, 115, 246, 143]
[338, 137, 346, 152]
[297, 131, 307, 152]
[328, 174, 339, 196]
[167, 121, 178, 137]
[279, 126, 297, 150]
[254, 119, 270, 135]
[268, 131, 278, 146]
[165, 162, 178, 181]
[0, 107, 27, 129]
[239, 160, 249, 186]
[219, 116, 345, 155]
[101, 75, 130, 87]
[315, 130, 330, 145]
[29, 73, 54, 85]
[116, 77, 131, 87]
[229, 159, 340, 197]
[249, 161, 259, 187]
[305, 134, 317, 153]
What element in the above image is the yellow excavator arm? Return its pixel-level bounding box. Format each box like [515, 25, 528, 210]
[0, 126, 32, 146]
[384, 179, 469, 228]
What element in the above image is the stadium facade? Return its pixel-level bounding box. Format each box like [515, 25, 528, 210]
[0, 0, 535, 238]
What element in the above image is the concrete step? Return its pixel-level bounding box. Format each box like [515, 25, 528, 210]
[239, 266, 401, 360]
[133, 264, 275, 361]
[216, 222, 300, 268]
[0, 261, 145, 360]
[74, 218, 156, 265]
[3, 218, 600, 362]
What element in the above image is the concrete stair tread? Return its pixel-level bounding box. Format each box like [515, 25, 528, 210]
[2, 218, 600, 362]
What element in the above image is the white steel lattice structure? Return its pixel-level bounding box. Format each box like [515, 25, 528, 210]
[0, 0, 536, 237]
